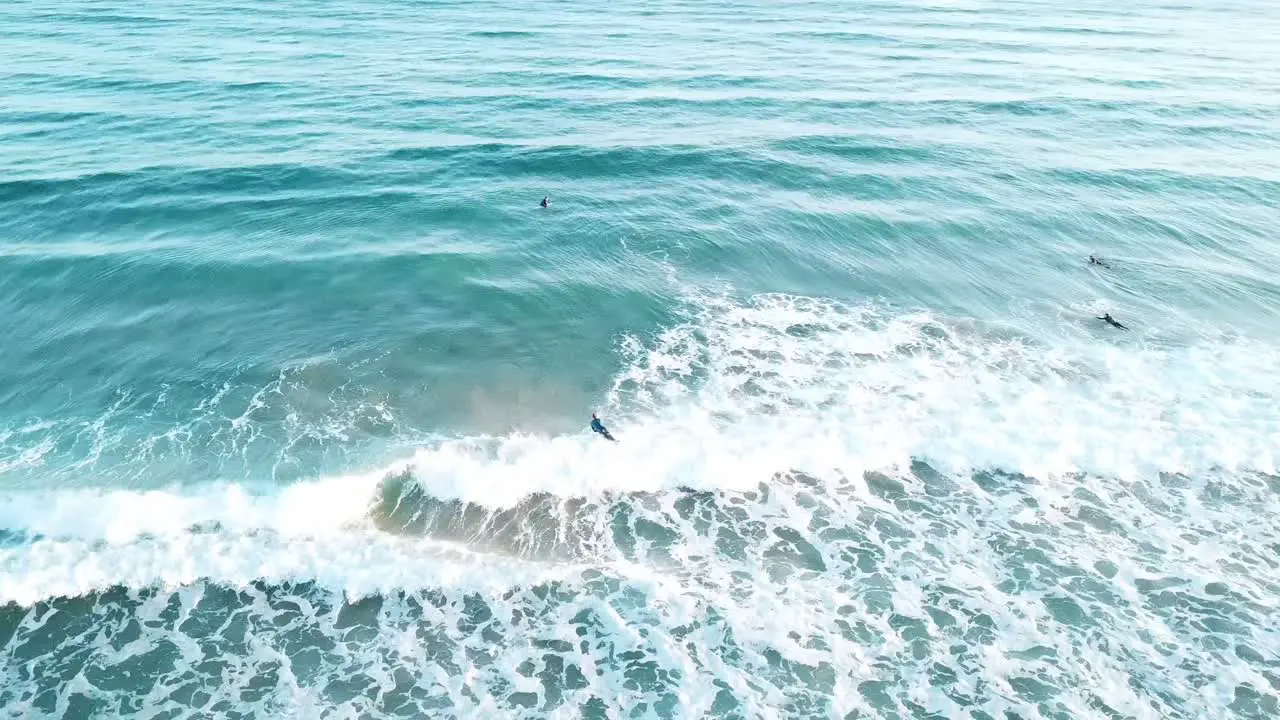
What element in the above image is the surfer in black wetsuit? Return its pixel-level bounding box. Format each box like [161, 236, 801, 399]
[1089, 254, 1110, 268]
[1097, 313, 1128, 330]
[590, 413, 615, 441]
[540, 196, 550, 208]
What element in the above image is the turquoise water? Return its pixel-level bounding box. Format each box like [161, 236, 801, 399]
[3, 0, 1280, 717]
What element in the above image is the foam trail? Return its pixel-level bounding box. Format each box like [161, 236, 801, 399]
[2, 293, 1278, 719]
[3, 294, 1279, 581]
[0, 467, 386, 544]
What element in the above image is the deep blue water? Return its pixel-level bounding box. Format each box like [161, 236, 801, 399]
[2, 1, 1279, 718]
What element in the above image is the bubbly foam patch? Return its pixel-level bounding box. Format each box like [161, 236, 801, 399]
[2, 293, 1279, 718]
[3, 469, 1277, 718]
[609, 292, 1280, 481]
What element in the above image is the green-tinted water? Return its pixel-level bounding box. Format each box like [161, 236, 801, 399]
[2, 1, 1279, 718]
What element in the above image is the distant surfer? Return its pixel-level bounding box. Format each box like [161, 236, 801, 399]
[540, 196, 550, 208]
[1097, 313, 1128, 330]
[590, 413, 615, 441]
[1089, 254, 1110, 268]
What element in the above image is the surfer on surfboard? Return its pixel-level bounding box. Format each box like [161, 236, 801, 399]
[1097, 313, 1128, 330]
[590, 413, 615, 441]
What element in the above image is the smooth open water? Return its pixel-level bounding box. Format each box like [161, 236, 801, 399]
[3, 1, 1280, 718]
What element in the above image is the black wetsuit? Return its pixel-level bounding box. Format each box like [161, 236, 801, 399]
[1098, 314, 1128, 330]
[590, 417, 615, 441]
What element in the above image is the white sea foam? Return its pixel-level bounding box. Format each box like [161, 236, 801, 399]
[4, 294, 1275, 541]
[2, 293, 1278, 719]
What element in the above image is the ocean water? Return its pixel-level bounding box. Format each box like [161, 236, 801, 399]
[2, 0, 1280, 717]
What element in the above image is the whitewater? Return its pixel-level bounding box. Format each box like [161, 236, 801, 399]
[4, 291, 1278, 718]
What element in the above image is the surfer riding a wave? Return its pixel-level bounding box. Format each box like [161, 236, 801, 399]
[590, 413, 615, 441]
